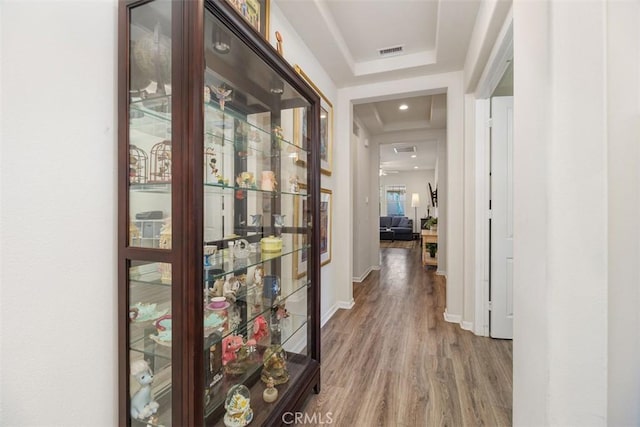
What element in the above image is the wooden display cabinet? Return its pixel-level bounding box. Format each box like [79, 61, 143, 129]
[118, 1, 321, 425]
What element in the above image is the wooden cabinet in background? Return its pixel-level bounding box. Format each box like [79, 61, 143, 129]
[421, 229, 438, 267]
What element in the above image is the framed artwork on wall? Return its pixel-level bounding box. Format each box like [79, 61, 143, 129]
[292, 107, 308, 167]
[320, 188, 332, 266]
[293, 184, 308, 279]
[224, 0, 271, 40]
[294, 65, 333, 175]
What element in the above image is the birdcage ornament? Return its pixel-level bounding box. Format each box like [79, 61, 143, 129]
[129, 145, 148, 184]
[150, 140, 172, 183]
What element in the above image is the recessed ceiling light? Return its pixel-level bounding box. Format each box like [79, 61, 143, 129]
[411, 154, 417, 158]
[399, 104, 409, 111]
[320, 113, 327, 119]
[414, 166, 419, 169]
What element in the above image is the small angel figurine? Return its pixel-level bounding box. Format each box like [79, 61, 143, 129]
[211, 85, 232, 110]
[263, 376, 278, 403]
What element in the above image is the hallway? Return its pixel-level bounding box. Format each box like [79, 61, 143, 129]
[303, 245, 513, 426]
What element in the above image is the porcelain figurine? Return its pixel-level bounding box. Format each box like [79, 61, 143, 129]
[261, 171, 277, 192]
[209, 277, 225, 298]
[222, 335, 244, 366]
[288, 175, 300, 193]
[252, 315, 269, 342]
[224, 384, 253, 427]
[204, 245, 217, 267]
[253, 265, 264, 289]
[223, 276, 242, 303]
[212, 85, 232, 110]
[262, 377, 278, 403]
[236, 171, 255, 189]
[130, 359, 160, 420]
[159, 218, 172, 283]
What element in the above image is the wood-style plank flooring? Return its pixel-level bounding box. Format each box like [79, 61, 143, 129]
[301, 245, 513, 426]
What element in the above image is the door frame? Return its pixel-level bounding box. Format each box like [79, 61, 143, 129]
[473, 13, 513, 337]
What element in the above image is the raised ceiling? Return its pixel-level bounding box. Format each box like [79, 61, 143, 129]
[354, 93, 446, 134]
[355, 94, 446, 172]
[276, 0, 481, 87]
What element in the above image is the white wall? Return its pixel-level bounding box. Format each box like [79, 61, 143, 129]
[270, 1, 350, 315]
[606, 1, 640, 424]
[435, 126, 447, 276]
[351, 118, 378, 282]
[0, 1, 4, 423]
[513, 1, 640, 425]
[379, 170, 435, 228]
[1, 1, 118, 424]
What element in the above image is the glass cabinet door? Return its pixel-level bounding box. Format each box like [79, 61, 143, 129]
[201, 9, 312, 424]
[126, 1, 173, 425]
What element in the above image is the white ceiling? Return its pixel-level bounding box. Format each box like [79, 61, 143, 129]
[276, 0, 484, 173]
[277, 0, 481, 87]
[378, 139, 438, 173]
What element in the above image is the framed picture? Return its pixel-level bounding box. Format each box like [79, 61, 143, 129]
[293, 186, 332, 278]
[320, 188, 332, 266]
[224, 0, 271, 40]
[293, 184, 308, 279]
[292, 107, 308, 167]
[294, 65, 333, 175]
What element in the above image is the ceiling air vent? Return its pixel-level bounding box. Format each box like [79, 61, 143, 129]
[393, 145, 416, 154]
[378, 45, 404, 57]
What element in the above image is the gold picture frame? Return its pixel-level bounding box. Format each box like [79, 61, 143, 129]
[319, 188, 332, 266]
[224, 0, 271, 41]
[293, 184, 308, 279]
[293, 185, 332, 278]
[294, 65, 333, 176]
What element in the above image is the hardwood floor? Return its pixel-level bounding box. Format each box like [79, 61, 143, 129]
[301, 245, 513, 426]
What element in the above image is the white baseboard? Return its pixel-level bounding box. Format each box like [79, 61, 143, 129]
[337, 299, 355, 310]
[352, 266, 374, 283]
[461, 321, 474, 331]
[475, 323, 489, 337]
[320, 299, 355, 327]
[443, 310, 462, 324]
[321, 303, 340, 327]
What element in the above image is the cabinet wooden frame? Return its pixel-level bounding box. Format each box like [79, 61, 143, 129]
[118, 1, 322, 425]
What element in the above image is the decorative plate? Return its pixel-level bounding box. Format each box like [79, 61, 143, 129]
[149, 330, 172, 347]
[129, 303, 168, 323]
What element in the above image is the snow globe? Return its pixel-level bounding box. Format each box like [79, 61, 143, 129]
[224, 384, 253, 427]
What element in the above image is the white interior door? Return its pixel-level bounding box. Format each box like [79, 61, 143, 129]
[490, 96, 514, 339]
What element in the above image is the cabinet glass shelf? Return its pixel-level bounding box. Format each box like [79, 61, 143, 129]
[129, 183, 172, 193]
[203, 182, 308, 197]
[129, 96, 309, 155]
[129, 284, 308, 361]
[204, 247, 311, 282]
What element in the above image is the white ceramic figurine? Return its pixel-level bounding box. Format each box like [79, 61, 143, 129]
[130, 359, 159, 420]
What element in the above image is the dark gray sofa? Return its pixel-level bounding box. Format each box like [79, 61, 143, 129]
[379, 216, 413, 241]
